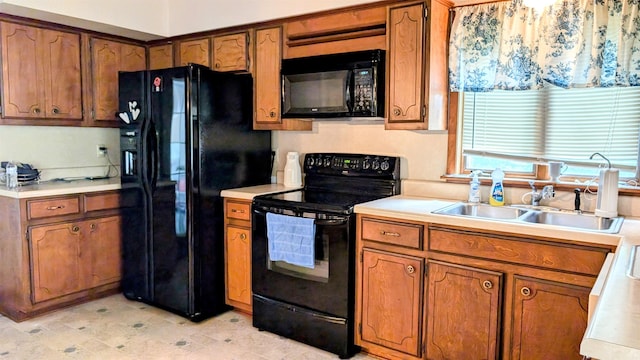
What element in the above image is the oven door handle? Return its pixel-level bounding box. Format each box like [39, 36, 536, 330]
[314, 218, 348, 226]
[253, 207, 350, 225]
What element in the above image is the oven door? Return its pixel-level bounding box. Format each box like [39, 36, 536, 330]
[252, 204, 355, 318]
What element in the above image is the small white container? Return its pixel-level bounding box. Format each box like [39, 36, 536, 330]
[283, 152, 302, 187]
[5, 161, 18, 189]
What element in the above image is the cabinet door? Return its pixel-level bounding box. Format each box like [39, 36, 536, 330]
[178, 38, 210, 67]
[361, 249, 423, 357]
[86, 216, 122, 287]
[386, 3, 425, 129]
[213, 33, 248, 72]
[149, 44, 174, 70]
[510, 276, 590, 360]
[29, 223, 83, 303]
[426, 261, 501, 360]
[91, 38, 145, 124]
[254, 27, 282, 127]
[0, 22, 43, 118]
[225, 225, 252, 309]
[41, 29, 82, 119]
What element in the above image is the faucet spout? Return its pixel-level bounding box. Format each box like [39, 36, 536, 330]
[528, 181, 554, 206]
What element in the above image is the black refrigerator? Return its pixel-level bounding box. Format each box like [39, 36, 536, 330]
[117, 64, 271, 321]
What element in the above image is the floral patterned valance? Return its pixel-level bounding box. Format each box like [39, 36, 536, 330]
[449, 0, 640, 92]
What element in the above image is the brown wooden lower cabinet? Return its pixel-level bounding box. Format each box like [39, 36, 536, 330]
[361, 249, 424, 357]
[223, 198, 253, 313]
[426, 260, 501, 360]
[510, 276, 590, 360]
[0, 191, 123, 322]
[356, 215, 614, 360]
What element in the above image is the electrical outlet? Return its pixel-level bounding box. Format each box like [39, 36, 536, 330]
[97, 144, 107, 157]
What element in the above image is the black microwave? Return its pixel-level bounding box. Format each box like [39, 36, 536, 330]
[281, 50, 385, 118]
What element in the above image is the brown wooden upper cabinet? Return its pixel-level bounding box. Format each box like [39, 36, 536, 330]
[90, 37, 146, 126]
[254, 27, 311, 131]
[254, 27, 281, 129]
[386, 0, 449, 130]
[178, 37, 210, 67]
[213, 32, 249, 72]
[148, 43, 173, 70]
[0, 22, 83, 124]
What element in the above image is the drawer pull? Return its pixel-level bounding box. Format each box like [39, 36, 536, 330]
[380, 231, 400, 237]
[521, 287, 532, 297]
[482, 280, 493, 290]
[46, 205, 66, 211]
[231, 209, 246, 214]
[406, 265, 415, 274]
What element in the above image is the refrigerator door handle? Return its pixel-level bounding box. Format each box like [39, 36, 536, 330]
[146, 121, 159, 193]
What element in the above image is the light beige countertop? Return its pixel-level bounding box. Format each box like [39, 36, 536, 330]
[220, 183, 301, 200]
[0, 178, 121, 199]
[354, 195, 640, 360]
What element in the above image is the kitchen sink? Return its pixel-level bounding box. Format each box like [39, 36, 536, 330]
[433, 202, 624, 234]
[433, 202, 530, 220]
[520, 210, 624, 233]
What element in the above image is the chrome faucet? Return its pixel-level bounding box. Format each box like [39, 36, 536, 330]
[529, 181, 555, 206]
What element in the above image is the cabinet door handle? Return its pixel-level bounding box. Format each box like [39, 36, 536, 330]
[90, 223, 96, 231]
[482, 280, 493, 290]
[46, 205, 65, 210]
[406, 265, 415, 274]
[393, 108, 401, 116]
[380, 231, 400, 237]
[52, 107, 60, 114]
[71, 225, 80, 232]
[239, 233, 247, 240]
[521, 287, 532, 297]
[231, 209, 246, 214]
[215, 62, 221, 69]
[33, 108, 41, 114]
[269, 111, 276, 118]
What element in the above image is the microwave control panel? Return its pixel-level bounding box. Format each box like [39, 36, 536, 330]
[353, 68, 375, 113]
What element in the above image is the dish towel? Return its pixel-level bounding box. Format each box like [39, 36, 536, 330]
[266, 212, 316, 269]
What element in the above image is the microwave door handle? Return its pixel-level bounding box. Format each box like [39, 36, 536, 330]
[346, 71, 353, 113]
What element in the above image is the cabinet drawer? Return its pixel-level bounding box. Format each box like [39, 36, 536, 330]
[429, 227, 609, 276]
[84, 192, 120, 212]
[28, 197, 80, 219]
[361, 218, 423, 249]
[226, 201, 251, 221]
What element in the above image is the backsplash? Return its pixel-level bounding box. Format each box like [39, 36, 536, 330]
[0, 125, 120, 180]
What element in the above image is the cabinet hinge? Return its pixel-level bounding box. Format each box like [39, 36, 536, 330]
[25, 230, 29, 242]
[422, 342, 426, 354]
[358, 323, 362, 335]
[360, 250, 363, 263]
[422, 105, 427, 119]
[424, 6, 428, 20]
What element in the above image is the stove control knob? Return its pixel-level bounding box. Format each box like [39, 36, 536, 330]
[362, 159, 371, 170]
[307, 157, 315, 166]
[323, 158, 331, 167]
[380, 160, 390, 171]
[372, 160, 380, 171]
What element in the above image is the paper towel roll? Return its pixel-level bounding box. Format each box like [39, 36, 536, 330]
[595, 168, 619, 218]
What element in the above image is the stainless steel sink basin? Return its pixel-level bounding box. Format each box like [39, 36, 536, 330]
[433, 202, 530, 220]
[520, 210, 624, 233]
[433, 202, 624, 234]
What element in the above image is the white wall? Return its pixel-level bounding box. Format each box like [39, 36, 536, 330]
[0, 126, 120, 180]
[273, 122, 449, 181]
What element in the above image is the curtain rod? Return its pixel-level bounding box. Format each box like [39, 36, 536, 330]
[450, 0, 510, 10]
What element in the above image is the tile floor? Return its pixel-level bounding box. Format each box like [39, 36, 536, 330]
[0, 295, 373, 360]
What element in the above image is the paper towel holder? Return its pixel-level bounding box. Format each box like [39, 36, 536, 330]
[590, 152, 619, 218]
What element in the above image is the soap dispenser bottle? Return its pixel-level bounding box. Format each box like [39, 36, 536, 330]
[468, 171, 481, 203]
[489, 168, 505, 206]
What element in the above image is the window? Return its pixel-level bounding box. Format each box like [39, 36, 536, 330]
[459, 85, 640, 180]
